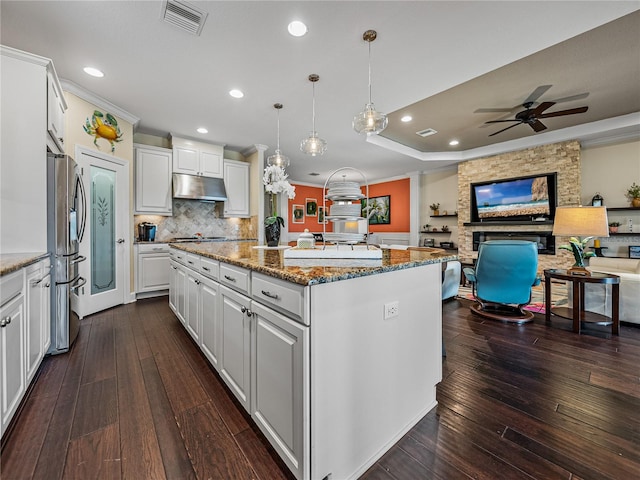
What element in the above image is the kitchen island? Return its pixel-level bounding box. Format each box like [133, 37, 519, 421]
[168, 241, 455, 480]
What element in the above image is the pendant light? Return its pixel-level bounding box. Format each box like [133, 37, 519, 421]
[266, 103, 290, 168]
[300, 74, 327, 156]
[353, 29, 388, 135]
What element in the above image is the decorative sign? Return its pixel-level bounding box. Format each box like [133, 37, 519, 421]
[83, 110, 123, 153]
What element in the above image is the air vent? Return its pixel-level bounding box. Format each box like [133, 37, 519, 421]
[162, 0, 208, 36]
[416, 128, 438, 137]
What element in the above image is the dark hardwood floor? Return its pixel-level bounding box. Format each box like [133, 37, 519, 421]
[2, 296, 639, 479]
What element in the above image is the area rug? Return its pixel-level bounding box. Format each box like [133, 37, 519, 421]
[457, 280, 568, 314]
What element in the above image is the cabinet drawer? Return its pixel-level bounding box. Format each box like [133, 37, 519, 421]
[200, 257, 219, 280]
[251, 272, 305, 321]
[169, 248, 187, 265]
[219, 263, 250, 294]
[1, 269, 24, 307]
[138, 243, 169, 254]
[185, 253, 201, 270]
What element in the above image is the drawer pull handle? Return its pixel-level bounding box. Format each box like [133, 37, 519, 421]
[224, 275, 236, 282]
[188, 261, 194, 264]
[202, 266, 210, 271]
[261, 290, 279, 300]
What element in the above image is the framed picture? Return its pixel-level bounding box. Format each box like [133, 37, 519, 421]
[630, 245, 640, 259]
[292, 204, 304, 224]
[362, 195, 391, 225]
[318, 206, 327, 224]
[306, 198, 318, 217]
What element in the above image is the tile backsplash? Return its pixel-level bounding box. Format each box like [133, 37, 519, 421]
[135, 199, 255, 241]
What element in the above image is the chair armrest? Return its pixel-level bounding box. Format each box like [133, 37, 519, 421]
[533, 276, 541, 287]
[463, 267, 476, 284]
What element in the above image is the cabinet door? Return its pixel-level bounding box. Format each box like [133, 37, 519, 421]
[223, 160, 250, 217]
[26, 264, 44, 383]
[47, 72, 65, 152]
[200, 276, 220, 370]
[41, 263, 51, 356]
[169, 261, 179, 314]
[185, 270, 201, 343]
[173, 146, 199, 175]
[220, 285, 251, 411]
[135, 146, 172, 214]
[1, 294, 25, 434]
[175, 263, 187, 325]
[251, 301, 308, 480]
[200, 150, 223, 178]
[137, 252, 170, 293]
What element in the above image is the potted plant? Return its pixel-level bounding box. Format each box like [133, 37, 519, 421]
[609, 221, 621, 233]
[558, 236, 596, 269]
[263, 165, 296, 246]
[429, 203, 440, 216]
[626, 182, 640, 207]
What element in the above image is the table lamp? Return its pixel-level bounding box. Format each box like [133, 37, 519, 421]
[552, 206, 609, 275]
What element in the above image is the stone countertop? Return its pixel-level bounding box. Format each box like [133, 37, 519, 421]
[169, 241, 457, 286]
[1, 252, 49, 277]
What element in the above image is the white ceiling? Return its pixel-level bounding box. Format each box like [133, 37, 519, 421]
[1, 1, 639, 184]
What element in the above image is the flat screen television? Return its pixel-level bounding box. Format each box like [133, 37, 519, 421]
[470, 173, 557, 223]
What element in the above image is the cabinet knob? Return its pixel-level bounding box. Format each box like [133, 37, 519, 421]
[117, 238, 125, 244]
[240, 306, 247, 314]
[246, 309, 253, 317]
[0, 316, 11, 327]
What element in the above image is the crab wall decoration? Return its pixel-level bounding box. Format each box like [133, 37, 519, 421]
[83, 110, 123, 152]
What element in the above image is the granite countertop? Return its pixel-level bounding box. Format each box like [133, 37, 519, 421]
[1, 252, 50, 277]
[169, 241, 457, 286]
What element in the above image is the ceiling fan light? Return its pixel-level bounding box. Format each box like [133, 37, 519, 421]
[353, 103, 388, 135]
[300, 131, 327, 156]
[266, 149, 290, 168]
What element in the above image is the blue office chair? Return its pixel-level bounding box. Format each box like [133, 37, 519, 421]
[463, 240, 541, 323]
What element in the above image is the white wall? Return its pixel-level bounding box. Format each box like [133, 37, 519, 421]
[419, 168, 458, 248]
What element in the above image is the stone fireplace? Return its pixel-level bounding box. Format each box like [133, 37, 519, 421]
[457, 141, 581, 272]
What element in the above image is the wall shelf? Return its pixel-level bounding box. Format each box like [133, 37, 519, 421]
[463, 220, 553, 226]
[606, 207, 640, 212]
[420, 231, 451, 234]
[429, 214, 458, 218]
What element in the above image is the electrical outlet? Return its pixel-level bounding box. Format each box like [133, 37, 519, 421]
[384, 301, 399, 319]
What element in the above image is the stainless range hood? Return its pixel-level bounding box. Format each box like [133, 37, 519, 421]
[172, 173, 227, 201]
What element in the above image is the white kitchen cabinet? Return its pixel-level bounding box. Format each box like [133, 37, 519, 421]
[136, 243, 170, 296]
[223, 159, 250, 218]
[169, 259, 187, 326]
[134, 145, 172, 215]
[200, 272, 220, 371]
[1, 270, 26, 436]
[172, 136, 224, 178]
[46, 70, 66, 153]
[185, 269, 202, 343]
[25, 259, 51, 384]
[219, 284, 252, 412]
[250, 300, 308, 480]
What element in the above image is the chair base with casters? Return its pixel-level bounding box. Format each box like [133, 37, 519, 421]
[469, 301, 534, 323]
[463, 240, 541, 324]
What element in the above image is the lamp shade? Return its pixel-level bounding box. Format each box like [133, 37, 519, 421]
[552, 206, 609, 237]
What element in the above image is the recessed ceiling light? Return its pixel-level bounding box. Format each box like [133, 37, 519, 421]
[449, 139, 460, 146]
[288, 20, 308, 37]
[401, 115, 412, 122]
[83, 66, 104, 78]
[197, 127, 208, 134]
[229, 89, 244, 98]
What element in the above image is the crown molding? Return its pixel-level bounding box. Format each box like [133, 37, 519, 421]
[60, 79, 140, 127]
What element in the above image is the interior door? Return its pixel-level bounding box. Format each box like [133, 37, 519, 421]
[76, 147, 130, 318]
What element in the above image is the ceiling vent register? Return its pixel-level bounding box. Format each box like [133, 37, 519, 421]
[162, 0, 208, 36]
[416, 128, 438, 137]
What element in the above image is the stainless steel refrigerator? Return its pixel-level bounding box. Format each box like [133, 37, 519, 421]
[47, 153, 87, 354]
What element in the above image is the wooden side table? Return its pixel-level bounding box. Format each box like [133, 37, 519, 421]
[543, 269, 620, 335]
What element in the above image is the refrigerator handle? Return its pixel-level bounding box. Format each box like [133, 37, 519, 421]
[76, 173, 87, 243]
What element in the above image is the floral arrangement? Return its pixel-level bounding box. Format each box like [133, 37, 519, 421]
[263, 165, 296, 226]
[558, 236, 595, 268]
[626, 182, 640, 200]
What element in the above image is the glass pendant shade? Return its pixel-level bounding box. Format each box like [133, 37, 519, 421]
[266, 103, 290, 168]
[300, 131, 327, 156]
[353, 30, 387, 135]
[353, 103, 388, 135]
[301, 74, 327, 156]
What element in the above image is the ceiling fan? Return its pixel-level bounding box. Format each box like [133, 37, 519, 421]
[478, 85, 589, 137]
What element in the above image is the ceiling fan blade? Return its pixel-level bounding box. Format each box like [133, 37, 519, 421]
[538, 106, 589, 118]
[532, 101, 556, 115]
[552, 92, 589, 103]
[489, 122, 522, 137]
[530, 120, 547, 132]
[484, 119, 521, 124]
[524, 85, 553, 104]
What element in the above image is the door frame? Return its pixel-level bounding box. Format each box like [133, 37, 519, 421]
[74, 145, 131, 317]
